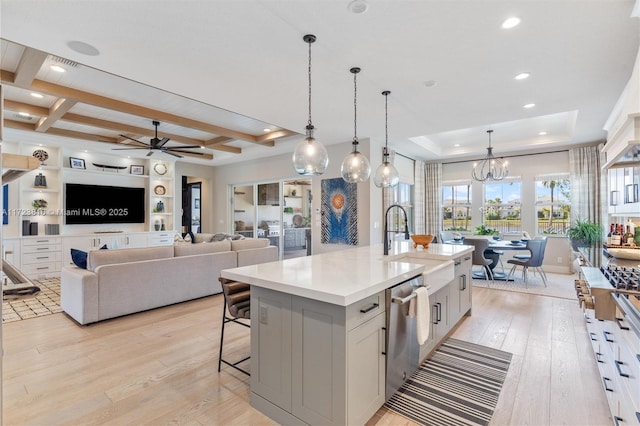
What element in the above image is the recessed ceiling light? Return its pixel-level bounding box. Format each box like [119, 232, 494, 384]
[423, 80, 438, 88]
[347, 0, 369, 14]
[538, 131, 547, 135]
[67, 40, 100, 56]
[514, 72, 530, 80]
[18, 112, 30, 117]
[501, 17, 521, 29]
[50, 65, 66, 73]
[30, 92, 44, 99]
[523, 103, 536, 109]
[454, 144, 460, 147]
[263, 128, 270, 132]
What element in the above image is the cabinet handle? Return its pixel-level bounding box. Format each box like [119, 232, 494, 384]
[615, 317, 630, 331]
[595, 352, 604, 363]
[460, 274, 467, 291]
[615, 360, 629, 378]
[36, 247, 48, 251]
[602, 376, 613, 392]
[360, 303, 379, 314]
[36, 256, 50, 260]
[36, 267, 48, 270]
[381, 327, 386, 355]
[464, 256, 471, 261]
[589, 332, 597, 341]
[436, 302, 442, 322]
[603, 331, 614, 343]
[36, 240, 48, 243]
[432, 304, 439, 324]
[454, 260, 461, 266]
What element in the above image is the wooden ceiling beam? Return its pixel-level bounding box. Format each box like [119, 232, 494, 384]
[13, 47, 48, 87]
[256, 129, 295, 143]
[3, 99, 49, 116]
[36, 98, 77, 132]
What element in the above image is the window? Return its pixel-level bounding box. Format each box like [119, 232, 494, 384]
[442, 182, 472, 231]
[535, 174, 571, 234]
[388, 182, 414, 235]
[483, 179, 522, 233]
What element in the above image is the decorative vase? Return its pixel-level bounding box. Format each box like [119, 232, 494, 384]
[160, 219, 166, 231]
[156, 200, 164, 212]
[154, 220, 161, 231]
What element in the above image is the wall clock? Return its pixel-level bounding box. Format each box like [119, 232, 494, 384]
[154, 185, 166, 195]
[153, 162, 168, 175]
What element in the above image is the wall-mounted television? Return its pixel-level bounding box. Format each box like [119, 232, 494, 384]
[65, 183, 145, 224]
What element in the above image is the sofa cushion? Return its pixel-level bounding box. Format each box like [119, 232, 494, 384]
[193, 233, 215, 243]
[231, 238, 270, 251]
[174, 241, 231, 256]
[87, 246, 173, 272]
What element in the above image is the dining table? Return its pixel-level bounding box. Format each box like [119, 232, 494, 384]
[444, 238, 530, 280]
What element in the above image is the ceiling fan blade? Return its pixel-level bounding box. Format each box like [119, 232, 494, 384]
[167, 145, 202, 149]
[146, 151, 154, 157]
[156, 137, 170, 148]
[112, 147, 150, 150]
[163, 150, 183, 158]
[120, 134, 144, 144]
[166, 148, 205, 156]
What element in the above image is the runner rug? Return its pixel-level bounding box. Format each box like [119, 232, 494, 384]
[385, 337, 512, 426]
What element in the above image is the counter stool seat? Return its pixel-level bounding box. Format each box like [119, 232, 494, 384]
[218, 277, 251, 376]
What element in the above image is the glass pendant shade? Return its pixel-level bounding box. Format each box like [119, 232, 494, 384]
[293, 125, 329, 176]
[341, 67, 370, 183]
[341, 142, 371, 183]
[373, 148, 400, 187]
[471, 130, 508, 182]
[374, 91, 400, 188]
[293, 34, 328, 176]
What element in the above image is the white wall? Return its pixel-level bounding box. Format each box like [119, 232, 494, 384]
[212, 137, 384, 254]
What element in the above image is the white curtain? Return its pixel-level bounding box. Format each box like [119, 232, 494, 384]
[569, 144, 604, 227]
[424, 162, 442, 237]
[414, 161, 442, 237]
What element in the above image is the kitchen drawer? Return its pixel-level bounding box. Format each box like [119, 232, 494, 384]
[23, 237, 61, 246]
[22, 251, 62, 265]
[454, 254, 472, 275]
[346, 290, 384, 330]
[617, 338, 640, 410]
[149, 233, 173, 246]
[22, 262, 61, 276]
[21, 244, 61, 254]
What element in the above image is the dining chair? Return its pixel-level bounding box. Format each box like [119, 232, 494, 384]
[439, 230, 454, 244]
[512, 235, 547, 261]
[506, 239, 548, 287]
[218, 277, 251, 375]
[464, 238, 495, 285]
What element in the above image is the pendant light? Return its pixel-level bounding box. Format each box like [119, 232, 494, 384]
[293, 34, 329, 176]
[471, 130, 508, 181]
[373, 90, 400, 188]
[341, 67, 371, 183]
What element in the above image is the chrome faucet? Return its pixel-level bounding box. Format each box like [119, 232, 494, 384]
[384, 204, 410, 256]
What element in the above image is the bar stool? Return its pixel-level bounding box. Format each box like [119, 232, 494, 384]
[218, 277, 251, 375]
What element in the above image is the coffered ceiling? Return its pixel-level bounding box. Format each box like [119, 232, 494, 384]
[1, 1, 639, 167]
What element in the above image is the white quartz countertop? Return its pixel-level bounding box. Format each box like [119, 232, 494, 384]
[221, 241, 474, 306]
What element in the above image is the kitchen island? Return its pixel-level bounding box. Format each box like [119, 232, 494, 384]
[220, 241, 474, 426]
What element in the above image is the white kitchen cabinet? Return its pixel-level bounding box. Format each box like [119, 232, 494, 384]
[21, 236, 62, 278]
[251, 286, 386, 426]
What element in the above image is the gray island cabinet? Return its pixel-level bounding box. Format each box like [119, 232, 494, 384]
[221, 242, 474, 426]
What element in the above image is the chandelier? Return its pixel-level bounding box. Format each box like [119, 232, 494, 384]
[373, 90, 400, 188]
[341, 67, 371, 183]
[292, 34, 329, 176]
[471, 130, 508, 182]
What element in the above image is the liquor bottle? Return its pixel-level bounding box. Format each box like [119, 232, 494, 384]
[611, 224, 622, 245]
[607, 224, 614, 245]
[623, 225, 635, 245]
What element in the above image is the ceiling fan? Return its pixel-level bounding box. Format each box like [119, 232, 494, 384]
[112, 120, 205, 158]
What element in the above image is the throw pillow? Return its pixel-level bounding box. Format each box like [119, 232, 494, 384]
[174, 233, 185, 243]
[70, 245, 108, 270]
[70, 248, 88, 269]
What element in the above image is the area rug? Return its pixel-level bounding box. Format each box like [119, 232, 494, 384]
[385, 337, 512, 426]
[471, 270, 577, 300]
[2, 278, 61, 323]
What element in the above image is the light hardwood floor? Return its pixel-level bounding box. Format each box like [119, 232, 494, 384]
[3, 280, 612, 425]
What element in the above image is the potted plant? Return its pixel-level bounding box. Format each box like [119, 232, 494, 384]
[567, 219, 603, 250]
[474, 224, 498, 236]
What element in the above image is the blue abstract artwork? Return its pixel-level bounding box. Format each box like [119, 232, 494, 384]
[3, 184, 7, 225]
[320, 178, 358, 245]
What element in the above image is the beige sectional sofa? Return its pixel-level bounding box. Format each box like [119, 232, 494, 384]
[61, 238, 277, 325]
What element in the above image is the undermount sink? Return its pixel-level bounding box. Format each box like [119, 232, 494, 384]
[404, 258, 454, 292]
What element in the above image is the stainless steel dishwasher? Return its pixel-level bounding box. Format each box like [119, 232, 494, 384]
[385, 274, 424, 401]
